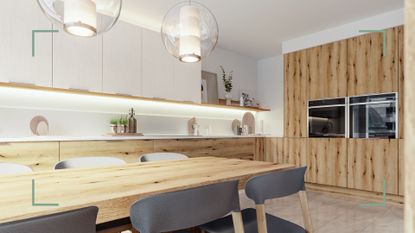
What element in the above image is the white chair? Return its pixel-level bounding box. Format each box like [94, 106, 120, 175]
[0, 163, 32, 175]
[139, 152, 189, 162]
[54, 156, 127, 170]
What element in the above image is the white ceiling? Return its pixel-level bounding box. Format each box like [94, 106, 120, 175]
[120, 0, 403, 59]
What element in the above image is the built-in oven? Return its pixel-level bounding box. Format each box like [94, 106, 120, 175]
[349, 93, 397, 139]
[308, 98, 347, 138]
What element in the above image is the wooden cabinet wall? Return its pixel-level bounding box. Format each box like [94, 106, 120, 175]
[399, 139, 404, 196]
[284, 51, 308, 137]
[0, 142, 59, 171]
[308, 40, 348, 99]
[307, 138, 347, 187]
[398, 26, 405, 139]
[347, 139, 399, 194]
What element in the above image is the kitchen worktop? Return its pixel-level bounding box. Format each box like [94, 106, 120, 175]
[0, 134, 270, 143]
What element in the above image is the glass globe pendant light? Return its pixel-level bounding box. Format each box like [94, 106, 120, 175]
[37, 0, 122, 37]
[161, 1, 219, 63]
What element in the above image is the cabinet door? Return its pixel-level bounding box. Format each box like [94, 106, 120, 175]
[348, 27, 399, 96]
[398, 26, 404, 139]
[284, 51, 308, 137]
[347, 139, 398, 194]
[308, 40, 348, 99]
[398, 139, 404, 196]
[142, 28, 174, 100]
[307, 138, 348, 187]
[0, 0, 52, 86]
[173, 60, 201, 103]
[53, 32, 103, 92]
[103, 22, 142, 96]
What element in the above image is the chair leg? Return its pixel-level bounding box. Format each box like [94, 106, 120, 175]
[231, 211, 245, 233]
[299, 191, 313, 233]
[255, 204, 268, 233]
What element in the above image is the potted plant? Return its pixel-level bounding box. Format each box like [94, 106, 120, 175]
[110, 118, 118, 134]
[117, 116, 128, 134]
[220, 65, 233, 106]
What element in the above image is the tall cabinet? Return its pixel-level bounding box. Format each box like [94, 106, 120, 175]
[0, 0, 52, 86]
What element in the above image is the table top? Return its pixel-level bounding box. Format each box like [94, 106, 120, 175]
[0, 157, 294, 224]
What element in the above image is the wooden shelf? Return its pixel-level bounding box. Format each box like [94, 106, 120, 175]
[0, 82, 270, 112]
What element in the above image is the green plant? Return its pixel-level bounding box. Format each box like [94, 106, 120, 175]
[110, 119, 119, 125]
[119, 116, 128, 125]
[220, 65, 233, 93]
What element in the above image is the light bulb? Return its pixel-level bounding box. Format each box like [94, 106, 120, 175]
[179, 5, 201, 63]
[64, 0, 97, 37]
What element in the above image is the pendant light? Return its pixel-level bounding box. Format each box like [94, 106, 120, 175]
[37, 0, 122, 37]
[161, 1, 219, 63]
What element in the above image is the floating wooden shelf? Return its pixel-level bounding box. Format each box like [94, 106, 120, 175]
[0, 82, 270, 112]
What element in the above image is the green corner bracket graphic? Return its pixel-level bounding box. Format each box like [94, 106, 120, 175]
[358, 29, 387, 55]
[359, 179, 387, 208]
[32, 29, 59, 57]
[32, 179, 59, 207]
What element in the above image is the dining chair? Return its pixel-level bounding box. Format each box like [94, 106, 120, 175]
[54, 156, 126, 169]
[138, 152, 189, 162]
[0, 206, 98, 233]
[0, 163, 32, 175]
[129, 180, 245, 233]
[200, 167, 312, 233]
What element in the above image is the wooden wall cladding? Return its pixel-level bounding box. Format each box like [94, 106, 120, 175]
[399, 139, 404, 196]
[307, 138, 347, 187]
[263, 137, 284, 163]
[347, 139, 398, 194]
[284, 50, 308, 138]
[60, 140, 154, 163]
[398, 25, 404, 139]
[347, 27, 399, 96]
[308, 40, 348, 99]
[0, 142, 59, 171]
[153, 138, 256, 161]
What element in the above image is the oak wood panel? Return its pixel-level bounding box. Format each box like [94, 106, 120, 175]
[308, 40, 348, 99]
[60, 140, 154, 163]
[154, 138, 256, 161]
[307, 138, 347, 187]
[0, 157, 294, 224]
[284, 50, 308, 137]
[282, 138, 307, 167]
[254, 137, 265, 161]
[347, 139, 398, 194]
[0, 142, 59, 171]
[263, 137, 284, 163]
[399, 139, 404, 196]
[347, 27, 399, 96]
[398, 25, 404, 139]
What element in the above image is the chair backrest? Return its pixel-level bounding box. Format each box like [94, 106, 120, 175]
[245, 167, 307, 204]
[0, 206, 98, 233]
[54, 156, 126, 170]
[139, 152, 189, 162]
[0, 163, 32, 175]
[130, 180, 240, 233]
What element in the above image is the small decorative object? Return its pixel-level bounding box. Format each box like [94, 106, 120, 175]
[110, 118, 118, 134]
[241, 125, 249, 136]
[232, 119, 241, 135]
[161, 0, 219, 63]
[192, 123, 200, 136]
[187, 117, 197, 135]
[221, 65, 233, 106]
[240, 96, 244, 107]
[128, 108, 137, 134]
[30, 116, 49, 136]
[242, 112, 256, 135]
[37, 0, 122, 37]
[117, 116, 128, 134]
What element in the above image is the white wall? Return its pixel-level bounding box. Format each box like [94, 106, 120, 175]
[282, 8, 404, 54]
[202, 47, 258, 100]
[256, 56, 284, 137]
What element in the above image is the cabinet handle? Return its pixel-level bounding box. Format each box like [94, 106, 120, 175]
[69, 88, 90, 92]
[9, 81, 35, 86]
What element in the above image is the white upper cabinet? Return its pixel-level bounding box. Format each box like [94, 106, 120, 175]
[142, 28, 175, 100]
[173, 61, 201, 103]
[0, 0, 52, 86]
[103, 21, 142, 96]
[53, 31, 103, 92]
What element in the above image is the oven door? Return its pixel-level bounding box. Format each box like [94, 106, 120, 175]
[308, 99, 346, 138]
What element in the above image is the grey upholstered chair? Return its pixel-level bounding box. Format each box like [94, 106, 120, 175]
[200, 167, 313, 233]
[0, 206, 98, 233]
[138, 152, 189, 162]
[54, 156, 126, 170]
[129, 180, 245, 233]
[0, 163, 32, 175]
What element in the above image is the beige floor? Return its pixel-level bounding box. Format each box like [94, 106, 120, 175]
[239, 190, 403, 233]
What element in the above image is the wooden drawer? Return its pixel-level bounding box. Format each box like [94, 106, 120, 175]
[0, 142, 59, 171]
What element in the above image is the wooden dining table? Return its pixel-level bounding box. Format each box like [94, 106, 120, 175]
[0, 157, 294, 224]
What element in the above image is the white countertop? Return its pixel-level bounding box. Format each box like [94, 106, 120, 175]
[0, 134, 270, 143]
